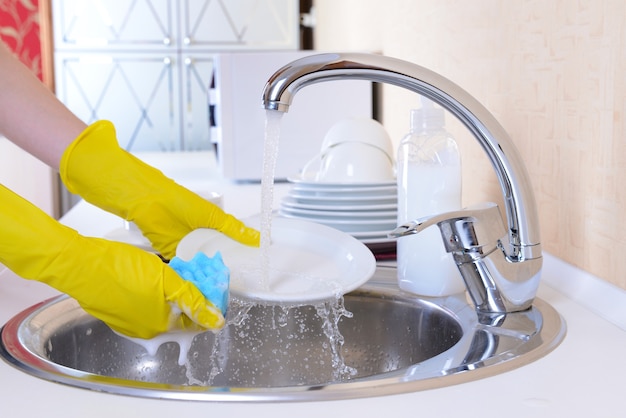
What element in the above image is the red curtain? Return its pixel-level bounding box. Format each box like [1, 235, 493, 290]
[0, 0, 42, 80]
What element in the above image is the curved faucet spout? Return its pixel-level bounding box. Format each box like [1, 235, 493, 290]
[262, 53, 542, 313]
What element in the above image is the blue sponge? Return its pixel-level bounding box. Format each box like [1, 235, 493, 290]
[169, 252, 230, 314]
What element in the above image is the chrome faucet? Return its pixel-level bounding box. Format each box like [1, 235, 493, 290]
[261, 53, 542, 315]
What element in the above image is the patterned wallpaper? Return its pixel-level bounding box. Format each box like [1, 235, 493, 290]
[0, 0, 42, 80]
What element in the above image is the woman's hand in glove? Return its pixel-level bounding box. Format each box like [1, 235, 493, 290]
[0, 185, 225, 339]
[59, 121, 260, 260]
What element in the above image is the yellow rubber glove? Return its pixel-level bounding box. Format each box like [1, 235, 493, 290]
[59, 120, 260, 260]
[0, 184, 225, 339]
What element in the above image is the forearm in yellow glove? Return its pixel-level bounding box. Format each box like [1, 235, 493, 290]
[0, 185, 225, 339]
[59, 120, 260, 260]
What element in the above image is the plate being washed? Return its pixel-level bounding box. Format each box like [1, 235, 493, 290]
[176, 217, 376, 303]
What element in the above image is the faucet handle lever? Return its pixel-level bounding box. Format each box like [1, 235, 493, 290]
[390, 202, 540, 314]
[389, 202, 507, 256]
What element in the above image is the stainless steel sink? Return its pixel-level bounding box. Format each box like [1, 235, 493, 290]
[0, 265, 565, 402]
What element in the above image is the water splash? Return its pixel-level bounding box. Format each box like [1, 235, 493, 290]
[315, 296, 357, 380]
[130, 111, 359, 386]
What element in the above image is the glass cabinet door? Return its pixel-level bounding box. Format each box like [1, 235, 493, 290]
[52, 0, 175, 49]
[54, 52, 181, 151]
[181, 0, 299, 49]
[52, 0, 298, 152]
[181, 54, 215, 151]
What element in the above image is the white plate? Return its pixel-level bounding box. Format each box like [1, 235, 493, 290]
[289, 184, 398, 197]
[279, 205, 397, 219]
[288, 172, 396, 188]
[291, 184, 397, 195]
[288, 192, 397, 204]
[176, 217, 376, 303]
[281, 196, 397, 212]
[349, 229, 396, 238]
[279, 211, 397, 231]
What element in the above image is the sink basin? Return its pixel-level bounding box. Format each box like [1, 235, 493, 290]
[0, 265, 565, 402]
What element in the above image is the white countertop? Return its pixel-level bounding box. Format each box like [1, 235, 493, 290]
[1, 152, 625, 417]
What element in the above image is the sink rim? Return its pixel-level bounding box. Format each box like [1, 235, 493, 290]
[0, 280, 566, 402]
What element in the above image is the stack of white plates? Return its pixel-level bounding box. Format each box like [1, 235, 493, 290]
[279, 175, 398, 246]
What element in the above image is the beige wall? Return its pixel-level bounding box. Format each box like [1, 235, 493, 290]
[315, 0, 626, 290]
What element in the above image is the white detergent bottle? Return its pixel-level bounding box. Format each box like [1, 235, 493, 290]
[396, 97, 465, 296]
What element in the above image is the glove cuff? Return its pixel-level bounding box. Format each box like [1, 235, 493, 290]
[60, 120, 116, 195]
[59, 120, 166, 222]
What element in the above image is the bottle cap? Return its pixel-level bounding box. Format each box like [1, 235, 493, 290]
[410, 96, 445, 132]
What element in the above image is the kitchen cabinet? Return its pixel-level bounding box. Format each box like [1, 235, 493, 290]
[51, 0, 299, 152]
[54, 51, 183, 151]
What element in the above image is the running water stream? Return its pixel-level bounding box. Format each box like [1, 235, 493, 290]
[258, 110, 283, 290]
[235, 109, 356, 382]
